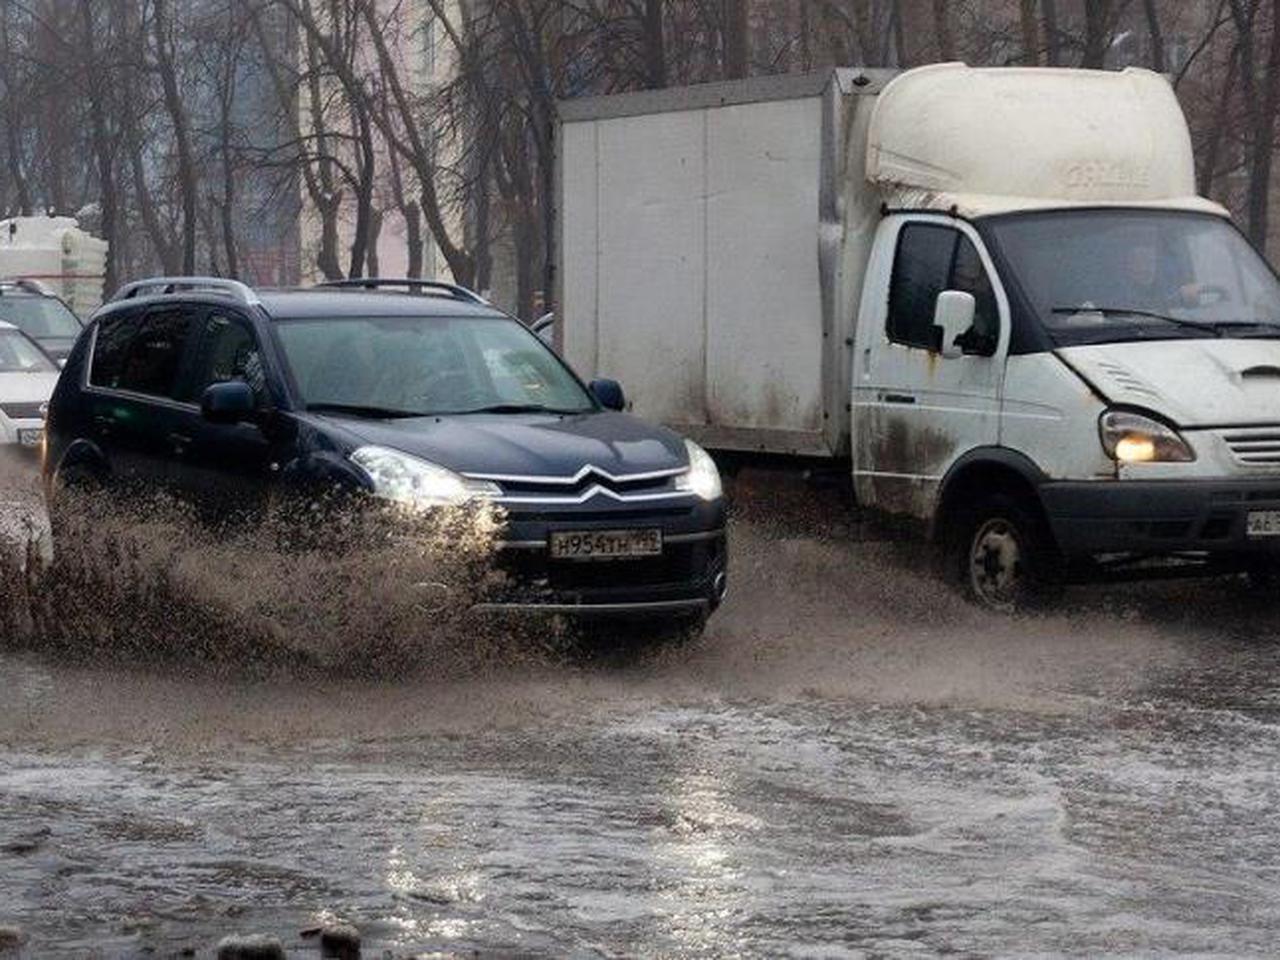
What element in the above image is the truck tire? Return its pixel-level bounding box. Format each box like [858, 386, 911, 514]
[952, 492, 1058, 612]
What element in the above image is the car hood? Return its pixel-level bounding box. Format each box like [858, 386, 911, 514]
[0, 370, 59, 406]
[34, 336, 76, 362]
[302, 410, 690, 478]
[1057, 339, 1280, 427]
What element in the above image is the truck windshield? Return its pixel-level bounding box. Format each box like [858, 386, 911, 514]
[985, 210, 1280, 346]
[0, 295, 82, 339]
[275, 315, 597, 417]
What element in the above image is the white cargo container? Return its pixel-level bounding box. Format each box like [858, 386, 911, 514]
[0, 216, 109, 317]
[557, 64, 1280, 607]
[557, 69, 889, 458]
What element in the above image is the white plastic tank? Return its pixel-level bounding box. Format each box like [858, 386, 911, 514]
[0, 216, 109, 317]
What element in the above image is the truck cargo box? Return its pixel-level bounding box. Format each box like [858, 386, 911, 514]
[555, 69, 893, 458]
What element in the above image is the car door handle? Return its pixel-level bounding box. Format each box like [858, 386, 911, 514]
[880, 393, 917, 405]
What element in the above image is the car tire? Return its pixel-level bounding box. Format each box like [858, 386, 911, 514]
[1245, 558, 1280, 594]
[952, 492, 1059, 613]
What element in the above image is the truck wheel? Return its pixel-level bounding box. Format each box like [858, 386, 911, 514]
[954, 493, 1057, 612]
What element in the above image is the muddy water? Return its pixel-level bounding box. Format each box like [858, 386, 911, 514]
[5, 458, 1280, 956]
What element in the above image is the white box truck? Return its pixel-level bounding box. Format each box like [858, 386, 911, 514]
[0, 216, 109, 318]
[556, 63, 1280, 608]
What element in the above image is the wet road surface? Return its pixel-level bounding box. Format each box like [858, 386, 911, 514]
[5, 466, 1280, 956]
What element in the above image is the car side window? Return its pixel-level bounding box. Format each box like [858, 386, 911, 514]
[90, 307, 196, 399]
[887, 223, 1000, 356]
[183, 314, 267, 406]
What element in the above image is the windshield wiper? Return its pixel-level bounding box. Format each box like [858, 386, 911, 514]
[451, 403, 585, 415]
[306, 402, 428, 419]
[1050, 305, 1221, 337]
[1209, 320, 1280, 336]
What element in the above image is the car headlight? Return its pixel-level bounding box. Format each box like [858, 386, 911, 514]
[674, 439, 723, 500]
[349, 446, 500, 507]
[1099, 410, 1194, 463]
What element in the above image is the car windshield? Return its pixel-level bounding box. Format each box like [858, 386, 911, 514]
[985, 210, 1280, 346]
[274, 314, 597, 417]
[0, 295, 82, 339]
[0, 328, 57, 373]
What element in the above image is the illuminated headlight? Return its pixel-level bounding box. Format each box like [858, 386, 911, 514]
[674, 439, 723, 501]
[1099, 410, 1194, 464]
[349, 446, 500, 507]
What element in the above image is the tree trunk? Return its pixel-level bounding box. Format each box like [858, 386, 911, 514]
[642, 0, 666, 88]
[1197, 41, 1240, 196]
[1019, 0, 1041, 65]
[1082, 0, 1112, 68]
[890, 0, 908, 66]
[1246, 0, 1280, 250]
[153, 0, 198, 274]
[1143, 0, 1165, 71]
[79, 0, 117, 293]
[932, 0, 954, 60]
[1042, 0, 1061, 65]
[723, 0, 749, 78]
[0, 12, 33, 215]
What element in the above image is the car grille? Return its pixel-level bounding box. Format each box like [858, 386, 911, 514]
[1219, 427, 1280, 465]
[0, 402, 44, 420]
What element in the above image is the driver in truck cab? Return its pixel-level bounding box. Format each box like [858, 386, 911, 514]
[1115, 223, 1205, 310]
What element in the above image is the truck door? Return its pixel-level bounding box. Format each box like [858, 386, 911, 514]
[852, 216, 1009, 518]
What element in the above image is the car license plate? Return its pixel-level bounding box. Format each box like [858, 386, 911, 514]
[1247, 510, 1280, 538]
[549, 529, 662, 561]
[17, 428, 41, 448]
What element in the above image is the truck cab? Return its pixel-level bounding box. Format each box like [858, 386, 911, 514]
[851, 65, 1280, 607]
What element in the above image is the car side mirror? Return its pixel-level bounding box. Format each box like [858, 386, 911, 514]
[590, 378, 626, 411]
[933, 290, 976, 359]
[201, 381, 256, 425]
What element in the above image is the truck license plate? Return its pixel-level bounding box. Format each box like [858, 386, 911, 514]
[549, 529, 662, 560]
[1247, 510, 1280, 538]
[17, 428, 40, 448]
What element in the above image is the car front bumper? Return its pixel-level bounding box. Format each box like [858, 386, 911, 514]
[0, 417, 43, 450]
[479, 496, 728, 615]
[1041, 479, 1280, 557]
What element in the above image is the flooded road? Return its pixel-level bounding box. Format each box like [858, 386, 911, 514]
[5, 462, 1280, 956]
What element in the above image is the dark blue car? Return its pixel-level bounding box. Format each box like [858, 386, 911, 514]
[42, 277, 728, 629]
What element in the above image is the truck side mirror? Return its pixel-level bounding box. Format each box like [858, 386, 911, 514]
[933, 290, 976, 359]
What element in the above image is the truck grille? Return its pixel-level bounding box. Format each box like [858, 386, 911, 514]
[0, 402, 43, 420]
[1220, 427, 1280, 465]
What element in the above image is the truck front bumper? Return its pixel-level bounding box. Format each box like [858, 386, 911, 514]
[1041, 479, 1280, 557]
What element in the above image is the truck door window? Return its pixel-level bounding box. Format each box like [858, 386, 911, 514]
[90, 308, 196, 400]
[182, 314, 266, 406]
[888, 223, 999, 356]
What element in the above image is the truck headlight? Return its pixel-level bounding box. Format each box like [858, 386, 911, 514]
[350, 446, 500, 507]
[675, 439, 723, 500]
[1099, 410, 1194, 463]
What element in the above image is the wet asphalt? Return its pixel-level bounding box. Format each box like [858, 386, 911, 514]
[4, 464, 1280, 957]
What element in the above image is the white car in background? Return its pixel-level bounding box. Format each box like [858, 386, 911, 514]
[0, 321, 59, 450]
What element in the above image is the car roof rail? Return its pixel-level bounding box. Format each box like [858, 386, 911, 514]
[316, 277, 490, 305]
[0, 277, 56, 296]
[110, 276, 261, 306]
